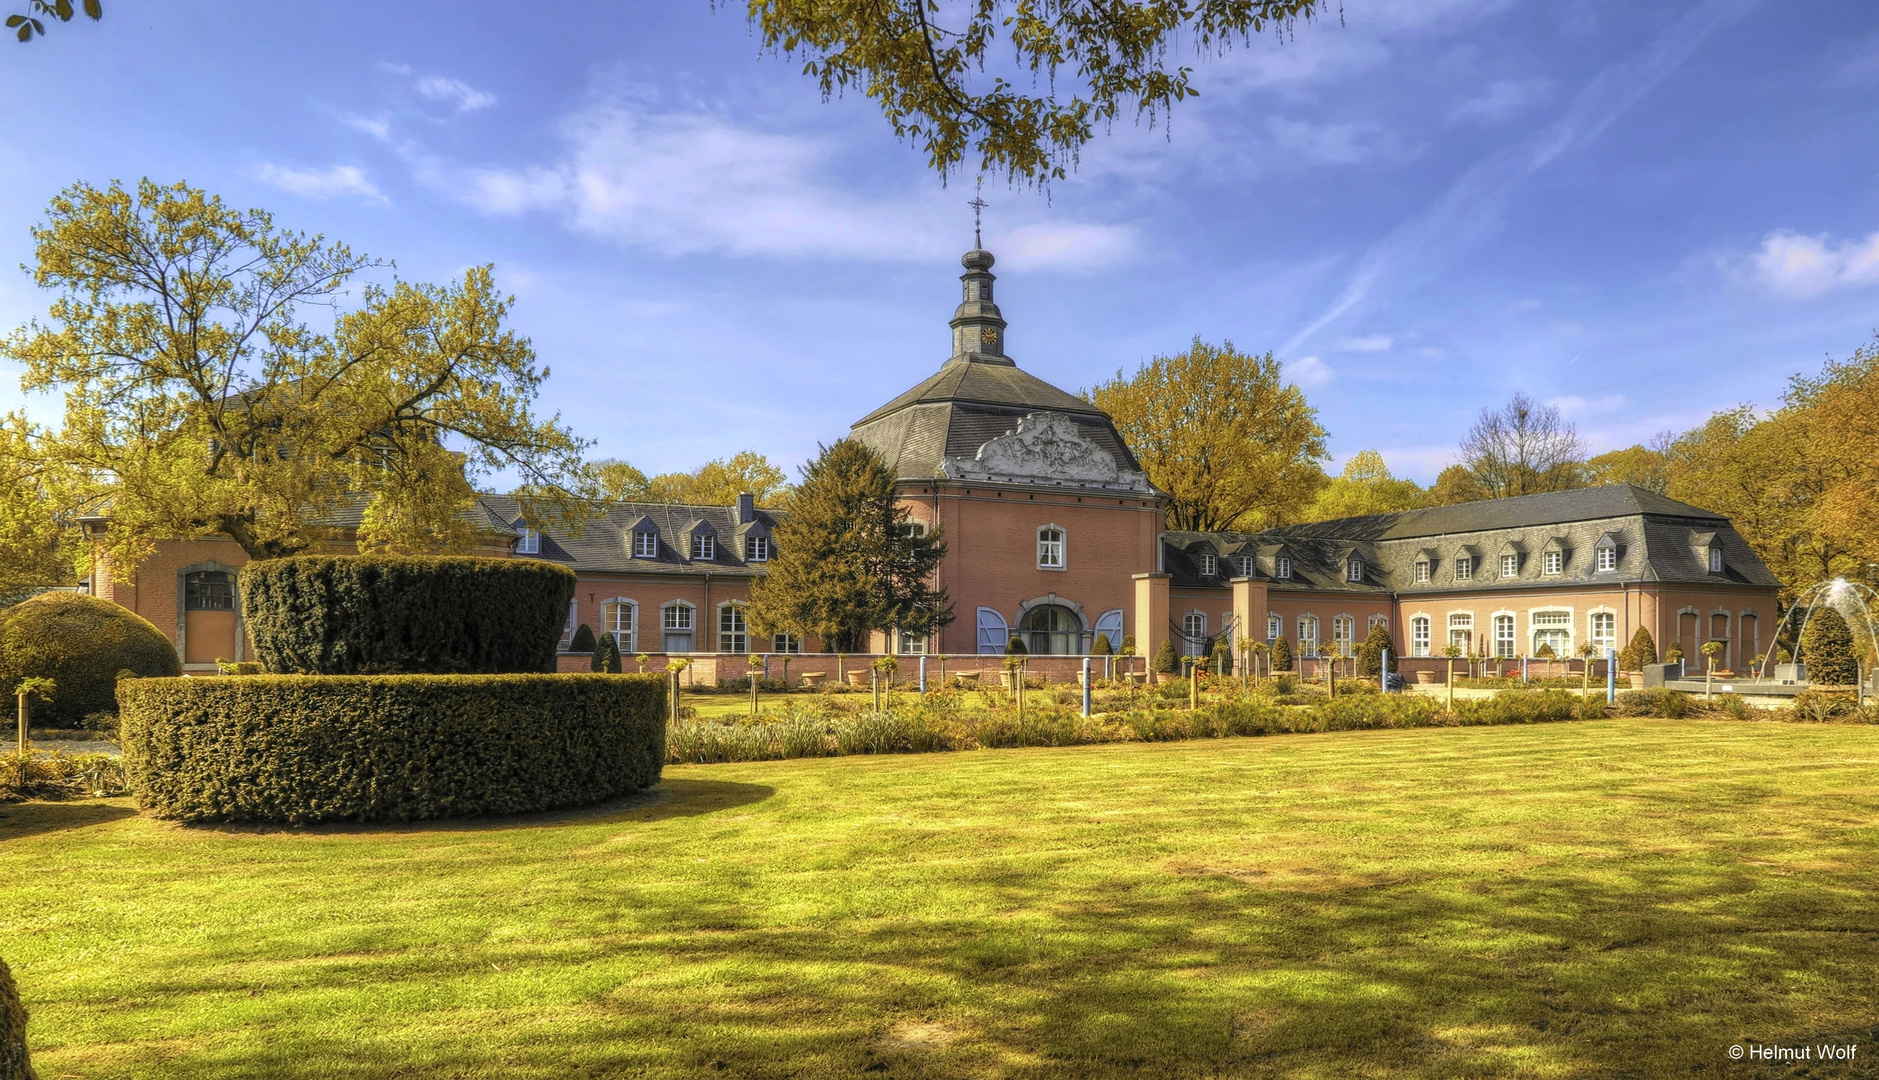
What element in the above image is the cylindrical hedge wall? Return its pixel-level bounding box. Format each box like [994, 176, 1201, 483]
[119, 674, 664, 823]
[240, 556, 577, 674]
[0, 592, 182, 725]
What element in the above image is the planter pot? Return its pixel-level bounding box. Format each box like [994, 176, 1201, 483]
[799, 671, 827, 687]
[1154, 672, 1175, 685]
[1415, 670, 1436, 685]
[1627, 674, 1645, 690]
[845, 670, 868, 687]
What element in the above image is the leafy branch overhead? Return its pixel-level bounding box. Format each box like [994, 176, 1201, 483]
[747, 0, 1334, 185]
[7, 0, 99, 42]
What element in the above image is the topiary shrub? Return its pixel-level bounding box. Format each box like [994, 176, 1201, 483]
[1801, 607, 1860, 686]
[0, 956, 31, 1080]
[1355, 622, 1397, 677]
[1090, 632, 1113, 656]
[0, 593, 180, 726]
[568, 623, 596, 654]
[1004, 634, 1028, 656]
[240, 556, 577, 675]
[1618, 627, 1657, 671]
[120, 673, 665, 824]
[591, 632, 621, 674]
[1152, 638, 1178, 675]
[1270, 635, 1293, 673]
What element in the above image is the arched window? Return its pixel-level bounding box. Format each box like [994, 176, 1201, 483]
[1181, 612, 1207, 657]
[1092, 609, 1124, 653]
[975, 607, 1009, 654]
[1332, 615, 1355, 657]
[1493, 613, 1516, 658]
[1266, 613, 1281, 641]
[1589, 611, 1616, 654]
[718, 603, 748, 654]
[661, 602, 695, 653]
[1448, 613, 1473, 652]
[1037, 526, 1066, 569]
[1410, 616, 1431, 657]
[601, 599, 636, 653]
[1021, 604, 1082, 655]
[1297, 616, 1319, 656]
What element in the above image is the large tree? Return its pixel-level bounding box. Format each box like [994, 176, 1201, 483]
[1584, 438, 1673, 493]
[3, 180, 594, 572]
[6, 0, 98, 41]
[590, 450, 793, 508]
[746, 438, 951, 652]
[0, 413, 77, 597]
[1301, 449, 1428, 522]
[1453, 392, 1587, 499]
[1087, 337, 1327, 532]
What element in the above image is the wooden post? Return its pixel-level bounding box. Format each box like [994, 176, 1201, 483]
[1446, 658, 1454, 711]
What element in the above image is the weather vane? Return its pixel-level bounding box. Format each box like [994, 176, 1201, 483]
[968, 178, 988, 249]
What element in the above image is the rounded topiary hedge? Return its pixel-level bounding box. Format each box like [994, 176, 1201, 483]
[0, 955, 31, 1080]
[240, 556, 577, 675]
[119, 673, 665, 823]
[0, 592, 181, 726]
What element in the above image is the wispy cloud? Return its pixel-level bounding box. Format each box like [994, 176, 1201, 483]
[416, 75, 497, 113]
[1334, 333, 1394, 352]
[1448, 78, 1552, 124]
[1282, 0, 1761, 356]
[254, 163, 386, 203]
[1736, 229, 1879, 298]
[1545, 393, 1628, 418]
[1287, 355, 1333, 385]
[1267, 117, 1401, 165]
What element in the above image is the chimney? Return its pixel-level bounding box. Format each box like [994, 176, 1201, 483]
[734, 491, 755, 524]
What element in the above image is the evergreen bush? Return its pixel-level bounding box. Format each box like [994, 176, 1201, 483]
[0, 592, 180, 726]
[1355, 622, 1397, 677]
[240, 556, 577, 675]
[0, 956, 31, 1080]
[1801, 607, 1860, 686]
[591, 632, 621, 674]
[119, 673, 665, 824]
[568, 623, 597, 654]
[1618, 627, 1657, 671]
[1004, 634, 1028, 655]
[1664, 641, 1684, 666]
[1270, 635, 1294, 672]
[1152, 638, 1178, 674]
[1090, 632, 1113, 656]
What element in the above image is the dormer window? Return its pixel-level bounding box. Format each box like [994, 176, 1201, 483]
[1455, 556, 1472, 582]
[633, 530, 658, 558]
[1346, 557, 1364, 583]
[1414, 559, 1431, 583]
[1708, 548, 1723, 574]
[1200, 553, 1217, 576]
[515, 527, 540, 555]
[1234, 555, 1253, 577]
[746, 535, 771, 562]
[692, 534, 715, 561]
[1275, 556, 1292, 580]
[1543, 550, 1562, 575]
[1597, 546, 1618, 572]
[1500, 553, 1519, 578]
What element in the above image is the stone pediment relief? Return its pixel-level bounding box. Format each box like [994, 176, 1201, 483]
[940, 411, 1153, 492]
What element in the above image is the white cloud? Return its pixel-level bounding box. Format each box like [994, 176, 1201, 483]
[416, 75, 497, 113]
[1267, 117, 1393, 165]
[1448, 78, 1552, 124]
[1741, 229, 1879, 298]
[339, 112, 393, 142]
[254, 163, 386, 203]
[1287, 355, 1333, 385]
[447, 97, 1136, 270]
[1545, 393, 1628, 418]
[1334, 333, 1394, 352]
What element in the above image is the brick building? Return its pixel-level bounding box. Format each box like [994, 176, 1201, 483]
[84, 245, 1781, 681]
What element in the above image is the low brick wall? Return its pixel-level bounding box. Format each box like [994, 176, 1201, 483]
[555, 651, 1155, 685]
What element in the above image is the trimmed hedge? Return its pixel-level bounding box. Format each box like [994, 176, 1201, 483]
[240, 556, 577, 674]
[0, 592, 180, 725]
[119, 673, 665, 823]
[0, 955, 30, 1080]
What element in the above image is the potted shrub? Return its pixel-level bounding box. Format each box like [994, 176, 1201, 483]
[1001, 635, 1028, 687]
[1151, 638, 1178, 684]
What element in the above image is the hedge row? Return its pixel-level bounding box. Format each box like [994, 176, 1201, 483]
[119, 673, 664, 823]
[0, 592, 180, 725]
[239, 556, 577, 675]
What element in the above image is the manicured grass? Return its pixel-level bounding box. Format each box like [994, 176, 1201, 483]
[4, 718, 1878, 1078]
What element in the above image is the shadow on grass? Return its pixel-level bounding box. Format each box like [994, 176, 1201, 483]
[0, 799, 136, 842]
[181, 778, 778, 837]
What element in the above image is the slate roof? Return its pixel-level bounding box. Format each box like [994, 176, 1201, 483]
[478, 494, 782, 577]
[1161, 485, 1780, 594]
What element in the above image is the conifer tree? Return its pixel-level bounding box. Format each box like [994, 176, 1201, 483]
[591, 631, 621, 674]
[1152, 638, 1178, 674]
[747, 439, 953, 653]
[1355, 622, 1397, 676]
[1619, 627, 1657, 671]
[1090, 631, 1113, 656]
[1005, 634, 1028, 655]
[1801, 607, 1859, 685]
[568, 623, 596, 654]
[1270, 635, 1293, 672]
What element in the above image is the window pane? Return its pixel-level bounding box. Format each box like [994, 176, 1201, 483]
[183, 571, 234, 611]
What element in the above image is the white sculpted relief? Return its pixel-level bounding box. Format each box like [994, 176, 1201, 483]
[941, 412, 1153, 491]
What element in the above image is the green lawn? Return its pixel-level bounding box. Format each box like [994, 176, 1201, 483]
[4, 718, 1878, 1078]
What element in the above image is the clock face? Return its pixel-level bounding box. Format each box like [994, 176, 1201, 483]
[983, 327, 1000, 349]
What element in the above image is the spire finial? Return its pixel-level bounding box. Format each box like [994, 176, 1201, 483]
[967, 178, 988, 250]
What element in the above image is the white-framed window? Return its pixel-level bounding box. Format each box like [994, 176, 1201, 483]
[601, 598, 636, 653]
[1093, 609, 1124, 653]
[1449, 612, 1473, 652]
[1181, 612, 1207, 657]
[1199, 553, 1216, 576]
[662, 602, 694, 653]
[1037, 526, 1066, 570]
[1455, 556, 1472, 582]
[1589, 612, 1616, 653]
[896, 628, 928, 654]
[1297, 616, 1319, 656]
[899, 520, 928, 539]
[633, 530, 659, 558]
[1332, 615, 1355, 656]
[1411, 616, 1431, 657]
[1368, 614, 1388, 632]
[1346, 558, 1364, 583]
[1708, 548, 1723, 573]
[1415, 560, 1431, 583]
[691, 534, 715, 561]
[1275, 556, 1292, 580]
[1543, 550, 1562, 575]
[1499, 554, 1519, 578]
[1266, 613, 1281, 641]
[975, 607, 1010, 654]
[1531, 610, 1571, 657]
[516, 527, 540, 555]
[1596, 546, 1618, 572]
[1235, 556, 1254, 577]
[772, 632, 802, 653]
[746, 535, 771, 562]
[718, 603, 748, 654]
[1493, 613, 1516, 658]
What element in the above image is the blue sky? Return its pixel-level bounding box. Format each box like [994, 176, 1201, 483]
[2, 0, 1876, 483]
